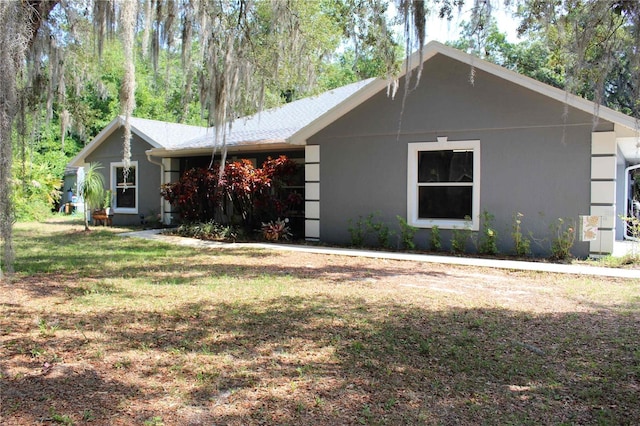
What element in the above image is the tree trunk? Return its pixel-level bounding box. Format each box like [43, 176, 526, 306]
[0, 1, 58, 279]
[0, 3, 21, 279]
[84, 210, 90, 232]
[0, 117, 15, 279]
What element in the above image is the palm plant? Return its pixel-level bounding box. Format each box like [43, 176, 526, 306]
[78, 162, 106, 231]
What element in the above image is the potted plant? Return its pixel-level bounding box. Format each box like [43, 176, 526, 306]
[103, 189, 113, 216]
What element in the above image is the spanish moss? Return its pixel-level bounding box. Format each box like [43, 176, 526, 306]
[120, 0, 137, 174]
[0, 1, 31, 278]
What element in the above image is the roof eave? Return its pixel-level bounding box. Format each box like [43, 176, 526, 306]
[147, 140, 301, 158]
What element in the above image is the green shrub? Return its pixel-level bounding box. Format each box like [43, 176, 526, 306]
[348, 212, 394, 249]
[374, 222, 393, 248]
[12, 161, 63, 221]
[511, 212, 531, 257]
[171, 221, 238, 241]
[550, 218, 576, 260]
[348, 215, 368, 247]
[397, 216, 417, 250]
[451, 217, 472, 254]
[429, 225, 441, 252]
[477, 210, 498, 255]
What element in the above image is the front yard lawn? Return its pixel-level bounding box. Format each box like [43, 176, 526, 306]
[1, 218, 639, 425]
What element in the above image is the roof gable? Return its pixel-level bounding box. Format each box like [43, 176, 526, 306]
[289, 41, 639, 144]
[68, 116, 210, 167]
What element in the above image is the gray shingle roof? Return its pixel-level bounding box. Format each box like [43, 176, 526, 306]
[69, 79, 374, 166]
[126, 117, 211, 149]
[169, 78, 375, 150]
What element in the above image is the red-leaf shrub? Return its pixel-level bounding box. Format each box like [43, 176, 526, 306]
[161, 155, 300, 231]
[161, 168, 222, 223]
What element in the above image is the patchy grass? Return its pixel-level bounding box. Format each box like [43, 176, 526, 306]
[1, 217, 639, 425]
[583, 252, 640, 269]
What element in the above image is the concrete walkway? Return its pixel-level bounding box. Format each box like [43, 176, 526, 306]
[119, 229, 640, 279]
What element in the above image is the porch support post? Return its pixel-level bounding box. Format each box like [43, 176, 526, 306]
[589, 132, 617, 256]
[162, 158, 180, 225]
[305, 145, 320, 241]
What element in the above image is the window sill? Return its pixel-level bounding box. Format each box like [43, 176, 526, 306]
[410, 218, 479, 231]
[113, 208, 138, 215]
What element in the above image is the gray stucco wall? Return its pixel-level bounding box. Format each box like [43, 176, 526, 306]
[309, 54, 615, 258]
[85, 128, 161, 226]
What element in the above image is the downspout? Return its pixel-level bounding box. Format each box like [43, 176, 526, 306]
[146, 152, 164, 224]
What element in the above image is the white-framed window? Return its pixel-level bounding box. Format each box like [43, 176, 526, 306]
[111, 161, 138, 214]
[407, 139, 480, 230]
